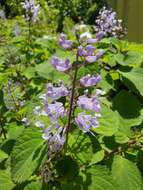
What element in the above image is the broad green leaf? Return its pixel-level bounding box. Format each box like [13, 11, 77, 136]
[90, 150, 105, 165]
[35, 62, 70, 84]
[123, 51, 143, 66]
[22, 66, 36, 79]
[7, 123, 24, 139]
[100, 70, 114, 92]
[0, 150, 8, 162]
[68, 130, 103, 163]
[113, 90, 143, 136]
[120, 68, 143, 96]
[114, 131, 129, 144]
[94, 104, 119, 136]
[24, 181, 42, 190]
[112, 156, 142, 190]
[11, 127, 46, 183]
[85, 166, 116, 190]
[0, 170, 15, 190]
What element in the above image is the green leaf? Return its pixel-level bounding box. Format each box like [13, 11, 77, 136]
[120, 68, 143, 96]
[113, 90, 143, 136]
[22, 66, 36, 79]
[114, 132, 129, 144]
[94, 104, 119, 136]
[69, 131, 103, 164]
[11, 127, 46, 183]
[123, 51, 143, 66]
[7, 123, 24, 139]
[35, 62, 70, 84]
[0, 150, 8, 162]
[0, 170, 15, 190]
[90, 150, 105, 165]
[85, 166, 116, 190]
[112, 156, 142, 190]
[24, 181, 42, 190]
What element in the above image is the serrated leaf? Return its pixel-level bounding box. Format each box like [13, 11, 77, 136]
[112, 156, 142, 190]
[35, 62, 70, 84]
[90, 150, 104, 165]
[124, 51, 143, 66]
[69, 131, 103, 163]
[94, 104, 119, 136]
[11, 128, 45, 183]
[120, 68, 143, 96]
[24, 181, 42, 190]
[0, 170, 15, 190]
[0, 150, 8, 162]
[114, 132, 129, 144]
[86, 166, 116, 190]
[113, 90, 143, 136]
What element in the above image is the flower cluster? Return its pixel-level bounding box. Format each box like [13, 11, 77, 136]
[21, 0, 40, 23]
[34, 30, 104, 155]
[3, 79, 25, 111]
[34, 83, 69, 156]
[94, 7, 125, 38]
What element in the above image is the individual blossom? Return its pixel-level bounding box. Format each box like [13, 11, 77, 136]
[50, 56, 71, 72]
[21, 0, 40, 23]
[80, 32, 92, 42]
[45, 102, 65, 120]
[42, 126, 65, 155]
[80, 74, 101, 87]
[22, 117, 30, 126]
[75, 113, 99, 133]
[95, 7, 125, 38]
[59, 33, 73, 49]
[77, 95, 101, 112]
[87, 31, 105, 44]
[85, 49, 104, 63]
[35, 121, 45, 129]
[46, 83, 69, 100]
[78, 45, 95, 57]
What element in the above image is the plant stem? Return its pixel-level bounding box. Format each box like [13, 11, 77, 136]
[65, 52, 79, 150]
[0, 118, 6, 139]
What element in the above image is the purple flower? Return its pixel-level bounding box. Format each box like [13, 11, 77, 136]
[78, 45, 95, 57]
[87, 38, 98, 44]
[87, 32, 105, 44]
[45, 102, 65, 120]
[85, 49, 104, 63]
[95, 7, 125, 38]
[75, 113, 99, 133]
[80, 74, 101, 87]
[46, 83, 69, 100]
[77, 95, 101, 112]
[59, 33, 72, 49]
[35, 121, 45, 129]
[42, 127, 53, 140]
[42, 126, 65, 154]
[85, 56, 98, 63]
[50, 56, 71, 72]
[86, 45, 95, 56]
[21, 0, 40, 23]
[78, 46, 87, 57]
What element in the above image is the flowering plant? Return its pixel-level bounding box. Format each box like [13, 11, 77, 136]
[0, 5, 143, 190]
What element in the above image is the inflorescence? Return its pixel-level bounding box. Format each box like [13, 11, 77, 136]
[21, 0, 40, 23]
[34, 29, 105, 157]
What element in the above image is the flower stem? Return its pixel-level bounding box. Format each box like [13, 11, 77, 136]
[65, 52, 79, 151]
